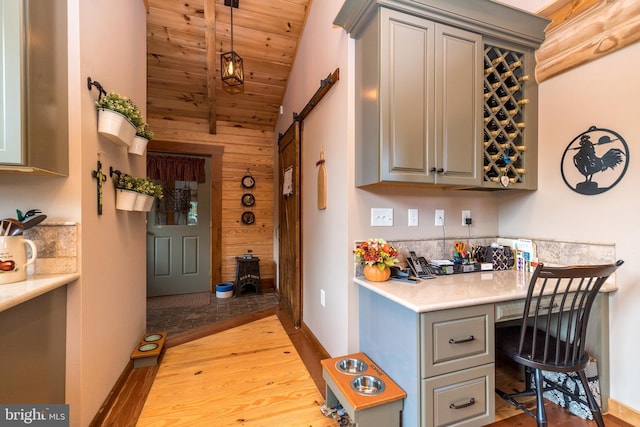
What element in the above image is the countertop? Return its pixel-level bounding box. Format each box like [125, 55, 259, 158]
[354, 269, 618, 313]
[0, 273, 80, 312]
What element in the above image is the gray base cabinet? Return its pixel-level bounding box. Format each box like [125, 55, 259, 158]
[359, 286, 494, 426]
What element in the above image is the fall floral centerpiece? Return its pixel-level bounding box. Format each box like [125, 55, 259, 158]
[354, 238, 398, 282]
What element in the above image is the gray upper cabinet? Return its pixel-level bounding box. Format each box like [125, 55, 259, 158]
[0, 0, 68, 176]
[335, 0, 548, 189]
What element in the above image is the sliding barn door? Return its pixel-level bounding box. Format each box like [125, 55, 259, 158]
[278, 121, 302, 328]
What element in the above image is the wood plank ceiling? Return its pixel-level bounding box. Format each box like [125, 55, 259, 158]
[146, 0, 312, 133]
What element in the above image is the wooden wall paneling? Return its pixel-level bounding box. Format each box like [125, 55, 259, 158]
[149, 119, 275, 284]
[204, 0, 217, 134]
[536, 0, 640, 82]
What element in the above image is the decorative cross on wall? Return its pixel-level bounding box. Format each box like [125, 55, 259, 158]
[91, 152, 107, 215]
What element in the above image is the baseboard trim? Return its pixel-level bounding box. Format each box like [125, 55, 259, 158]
[300, 321, 330, 361]
[608, 398, 640, 425]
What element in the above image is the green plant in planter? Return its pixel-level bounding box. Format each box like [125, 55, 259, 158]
[136, 122, 154, 140]
[112, 173, 137, 191]
[95, 92, 143, 127]
[133, 177, 164, 199]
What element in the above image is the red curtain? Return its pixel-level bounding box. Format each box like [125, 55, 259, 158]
[147, 154, 206, 183]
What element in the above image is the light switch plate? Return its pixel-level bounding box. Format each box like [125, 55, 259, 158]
[371, 208, 393, 226]
[408, 209, 418, 227]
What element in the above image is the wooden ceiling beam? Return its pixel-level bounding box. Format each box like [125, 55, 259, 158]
[204, 0, 217, 134]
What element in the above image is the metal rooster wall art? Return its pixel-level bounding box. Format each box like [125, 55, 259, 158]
[561, 125, 629, 195]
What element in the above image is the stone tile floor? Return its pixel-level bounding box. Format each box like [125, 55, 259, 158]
[146, 290, 280, 336]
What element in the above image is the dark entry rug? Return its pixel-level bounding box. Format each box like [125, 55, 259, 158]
[146, 291, 280, 336]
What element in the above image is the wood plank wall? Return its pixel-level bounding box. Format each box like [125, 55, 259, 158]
[148, 117, 275, 286]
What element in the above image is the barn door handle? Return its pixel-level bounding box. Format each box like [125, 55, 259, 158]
[449, 335, 474, 344]
[450, 397, 476, 410]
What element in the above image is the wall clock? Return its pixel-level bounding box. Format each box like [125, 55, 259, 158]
[241, 193, 255, 207]
[241, 211, 255, 225]
[241, 174, 255, 189]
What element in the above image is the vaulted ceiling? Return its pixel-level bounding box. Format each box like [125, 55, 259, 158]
[146, 0, 312, 133]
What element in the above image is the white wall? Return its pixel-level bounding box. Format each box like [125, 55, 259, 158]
[0, 1, 148, 425]
[498, 41, 640, 411]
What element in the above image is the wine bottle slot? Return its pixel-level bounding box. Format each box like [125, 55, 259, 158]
[517, 99, 530, 105]
[508, 85, 520, 93]
[517, 123, 526, 129]
[491, 106, 501, 113]
[515, 168, 526, 174]
[500, 71, 513, 79]
[499, 95, 510, 103]
[491, 82, 502, 89]
[518, 75, 530, 83]
[484, 67, 495, 74]
[483, 165, 492, 172]
[507, 132, 519, 139]
[491, 56, 504, 65]
[515, 145, 527, 151]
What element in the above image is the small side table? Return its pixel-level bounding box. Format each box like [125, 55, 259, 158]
[234, 256, 261, 296]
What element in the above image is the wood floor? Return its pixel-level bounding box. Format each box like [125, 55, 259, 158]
[92, 304, 631, 426]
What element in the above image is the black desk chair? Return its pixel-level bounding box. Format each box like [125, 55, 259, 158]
[495, 260, 623, 427]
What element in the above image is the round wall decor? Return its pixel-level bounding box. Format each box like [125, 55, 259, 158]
[241, 193, 255, 207]
[241, 174, 255, 189]
[241, 211, 255, 225]
[560, 125, 629, 195]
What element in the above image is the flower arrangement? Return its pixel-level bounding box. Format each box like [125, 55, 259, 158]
[96, 92, 144, 127]
[354, 238, 398, 270]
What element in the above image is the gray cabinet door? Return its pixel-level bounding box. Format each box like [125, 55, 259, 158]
[380, 9, 435, 184]
[435, 24, 482, 186]
[379, 9, 482, 186]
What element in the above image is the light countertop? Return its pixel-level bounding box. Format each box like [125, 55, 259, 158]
[354, 269, 618, 313]
[0, 273, 80, 312]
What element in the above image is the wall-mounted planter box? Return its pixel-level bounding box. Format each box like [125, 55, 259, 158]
[97, 108, 136, 147]
[128, 135, 149, 156]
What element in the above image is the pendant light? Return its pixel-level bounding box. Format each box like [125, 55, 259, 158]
[220, 0, 244, 87]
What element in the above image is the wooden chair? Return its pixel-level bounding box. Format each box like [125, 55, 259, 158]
[495, 260, 623, 427]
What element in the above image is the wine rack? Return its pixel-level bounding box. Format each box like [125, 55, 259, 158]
[483, 45, 530, 187]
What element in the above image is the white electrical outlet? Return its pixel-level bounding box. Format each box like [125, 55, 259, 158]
[462, 210, 471, 226]
[408, 209, 418, 226]
[320, 289, 326, 307]
[371, 208, 393, 226]
[435, 209, 444, 226]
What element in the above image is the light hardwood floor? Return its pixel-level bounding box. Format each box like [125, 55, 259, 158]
[136, 315, 333, 426]
[92, 305, 631, 426]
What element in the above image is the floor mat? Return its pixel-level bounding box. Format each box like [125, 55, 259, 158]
[146, 292, 211, 310]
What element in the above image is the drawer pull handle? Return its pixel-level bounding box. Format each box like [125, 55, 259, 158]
[450, 397, 476, 410]
[449, 335, 475, 344]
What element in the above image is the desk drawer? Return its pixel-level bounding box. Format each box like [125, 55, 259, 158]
[421, 363, 495, 427]
[421, 305, 494, 377]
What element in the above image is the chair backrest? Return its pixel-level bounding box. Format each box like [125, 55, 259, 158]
[517, 260, 623, 370]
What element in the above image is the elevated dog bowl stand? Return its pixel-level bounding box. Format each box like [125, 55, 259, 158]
[321, 352, 406, 427]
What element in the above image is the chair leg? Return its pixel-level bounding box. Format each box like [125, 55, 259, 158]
[576, 369, 605, 427]
[533, 369, 548, 427]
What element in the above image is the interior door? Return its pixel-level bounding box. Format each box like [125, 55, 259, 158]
[278, 121, 302, 328]
[146, 156, 211, 297]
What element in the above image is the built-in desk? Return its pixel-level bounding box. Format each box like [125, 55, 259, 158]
[355, 270, 617, 427]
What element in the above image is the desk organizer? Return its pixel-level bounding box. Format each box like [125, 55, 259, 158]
[321, 352, 406, 427]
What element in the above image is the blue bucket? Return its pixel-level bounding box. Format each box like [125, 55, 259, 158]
[216, 282, 234, 298]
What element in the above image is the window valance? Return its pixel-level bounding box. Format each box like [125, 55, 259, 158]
[147, 154, 206, 183]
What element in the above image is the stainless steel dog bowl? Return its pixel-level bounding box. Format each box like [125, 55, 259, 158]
[350, 375, 385, 395]
[336, 357, 368, 375]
